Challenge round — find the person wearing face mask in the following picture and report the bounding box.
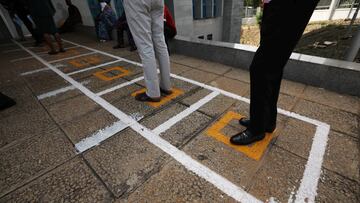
[230,0,320,145]
[123,0,172,102]
[95,0,116,42]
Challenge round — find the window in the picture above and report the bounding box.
[193,0,222,19]
[207,34,213,40]
[198,35,205,39]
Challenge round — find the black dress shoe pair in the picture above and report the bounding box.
[230,118,276,145]
[135,88,173,102]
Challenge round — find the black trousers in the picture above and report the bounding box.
[249,0,319,134]
[164,24,176,54]
[117,24,135,47]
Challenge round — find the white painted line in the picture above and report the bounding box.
[43,39,332,203]
[30,45,79,54]
[14,39,262,203]
[20,64,65,76]
[63,39,142,66]
[153,91,220,135]
[96,76,144,96]
[171,73,250,104]
[48,52,96,64]
[67,59,121,76]
[63,39,331,203]
[37,80,90,100]
[2,48,22,53]
[75,120,128,153]
[10,56,34,63]
[294,124,330,203]
[131,124,262,203]
[21,67,50,76]
[10,46,81,63]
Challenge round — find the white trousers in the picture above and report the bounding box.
[123,0,171,98]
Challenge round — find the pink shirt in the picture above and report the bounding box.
[263,0,271,3]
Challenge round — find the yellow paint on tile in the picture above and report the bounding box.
[206,111,275,161]
[131,88,184,108]
[61,48,79,55]
[68,56,101,68]
[93,66,131,81]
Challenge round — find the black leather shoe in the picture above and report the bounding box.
[0,93,16,110]
[239,118,276,133]
[230,129,265,145]
[135,92,160,102]
[160,88,173,96]
[239,118,250,127]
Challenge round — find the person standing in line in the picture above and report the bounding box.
[123,0,172,102]
[28,0,65,55]
[58,0,83,34]
[95,0,116,42]
[230,0,320,145]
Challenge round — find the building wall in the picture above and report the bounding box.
[173,0,224,41]
[222,0,243,43]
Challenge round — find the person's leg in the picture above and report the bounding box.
[43,33,57,54]
[125,25,137,51]
[164,24,171,55]
[124,0,161,100]
[54,33,65,52]
[114,27,125,49]
[151,0,172,92]
[263,0,320,131]
[231,0,319,145]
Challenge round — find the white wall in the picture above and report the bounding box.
[173,0,224,41]
[310,8,360,21]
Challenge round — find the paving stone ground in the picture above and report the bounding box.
[0,32,359,203]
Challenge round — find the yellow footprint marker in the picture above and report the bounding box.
[131,88,184,108]
[93,66,131,81]
[206,111,276,161]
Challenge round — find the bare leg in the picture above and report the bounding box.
[43,33,57,54]
[54,33,65,52]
